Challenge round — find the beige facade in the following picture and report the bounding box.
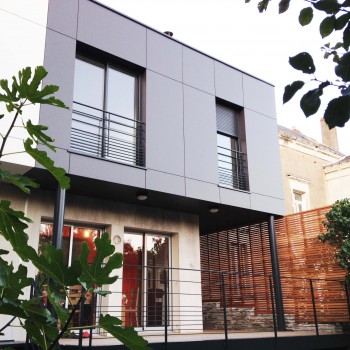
[324,156,350,204]
[279,125,349,214]
[0,184,203,340]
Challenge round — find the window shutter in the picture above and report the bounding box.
[216,104,239,137]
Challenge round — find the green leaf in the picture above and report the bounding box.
[283,81,305,104]
[24,319,58,350]
[258,0,269,12]
[300,88,322,117]
[26,120,55,152]
[28,244,81,287]
[99,314,151,350]
[23,138,70,189]
[11,66,67,108]
[289,52,316,74]
[279,0,290,14]
[21,298,52,323]
[299,7,314,26]
[324,95,350,127]
[0,200,31,259]
[47,291,69,326]
[79,232,123,289]
[313,0,341,14]
[343,22,350,50]
[0,302,28,319]
[0,170,39,194]
[341,85,350,95]
[0,256,32,301]
[320,15,336,38]
[335,12,350,30]
[335,51,350,81]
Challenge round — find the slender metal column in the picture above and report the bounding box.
[52,185,66,249]
[268,215,286,331]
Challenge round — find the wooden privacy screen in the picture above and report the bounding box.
[200,222,274,314]
[275,206,348,323]
[200,206,349,323]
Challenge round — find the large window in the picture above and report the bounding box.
[216,103,248,191]
[70,56,144,166]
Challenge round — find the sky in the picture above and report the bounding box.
[98,0,350,155]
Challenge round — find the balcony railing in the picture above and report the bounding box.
[38,265,350,348]
[70,102,145,166]
[218,146,248,191]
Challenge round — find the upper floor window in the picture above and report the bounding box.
[216,103,248,191]
[70,56,144,166]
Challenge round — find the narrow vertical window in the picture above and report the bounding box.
[216,103,248,191]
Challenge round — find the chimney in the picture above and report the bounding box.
[320,118,339,151]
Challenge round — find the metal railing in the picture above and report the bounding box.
[70,102,145,166]
[38,266,350,348]
[218,146,249,191]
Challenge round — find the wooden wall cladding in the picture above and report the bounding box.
[200,206,349,323]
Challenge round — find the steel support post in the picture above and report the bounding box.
[52,185,66,249]
[268,215,286,331]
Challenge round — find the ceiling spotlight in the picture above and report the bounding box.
[209,206,219,214]
[136,190,148,201]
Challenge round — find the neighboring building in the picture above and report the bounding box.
[278,123,347,214]
[0,0,284,342]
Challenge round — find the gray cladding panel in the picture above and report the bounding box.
[245,109,284,201]
[214,61,243,106]
[146,170,185,196]
[47,0,78,38]
[69,153,146,188]
[251,193,285,216]
[77,0,146,67]
[183,47,215,94]
[219,187,250,209]
[146,71,184,176]
[183,86,218,184]
[185,178,220,203]
[40,29,76,149]
[147,30,182,82]
[243,75,277,118]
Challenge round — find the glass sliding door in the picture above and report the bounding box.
[122,233,170,329]
[38,224,102,328]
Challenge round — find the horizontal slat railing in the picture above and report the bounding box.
[70,101,145,166]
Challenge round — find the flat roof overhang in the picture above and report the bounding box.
[26,168,279,235]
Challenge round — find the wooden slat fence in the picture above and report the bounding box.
[200,206,350,323]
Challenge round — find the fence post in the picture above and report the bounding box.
[164,269,168,350]
[221,272,228,349]
[344,280,350,319]
[269,276,278,339]
[309,279,319,337]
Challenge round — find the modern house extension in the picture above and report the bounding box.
[4,2,348,349]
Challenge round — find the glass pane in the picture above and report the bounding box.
[106,68,137,164]
[72,58,105,156]
[73,58,104,110]
[70,227,100,263]
[38,224,70,265]
[146,235,169,327]
[122,233,143,327]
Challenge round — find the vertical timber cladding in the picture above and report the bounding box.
[275,206,348,323]
[200,222,274,315]
[200,206,349,323]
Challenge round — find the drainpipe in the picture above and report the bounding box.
[52,185,66,249]
[268,215,286,331]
